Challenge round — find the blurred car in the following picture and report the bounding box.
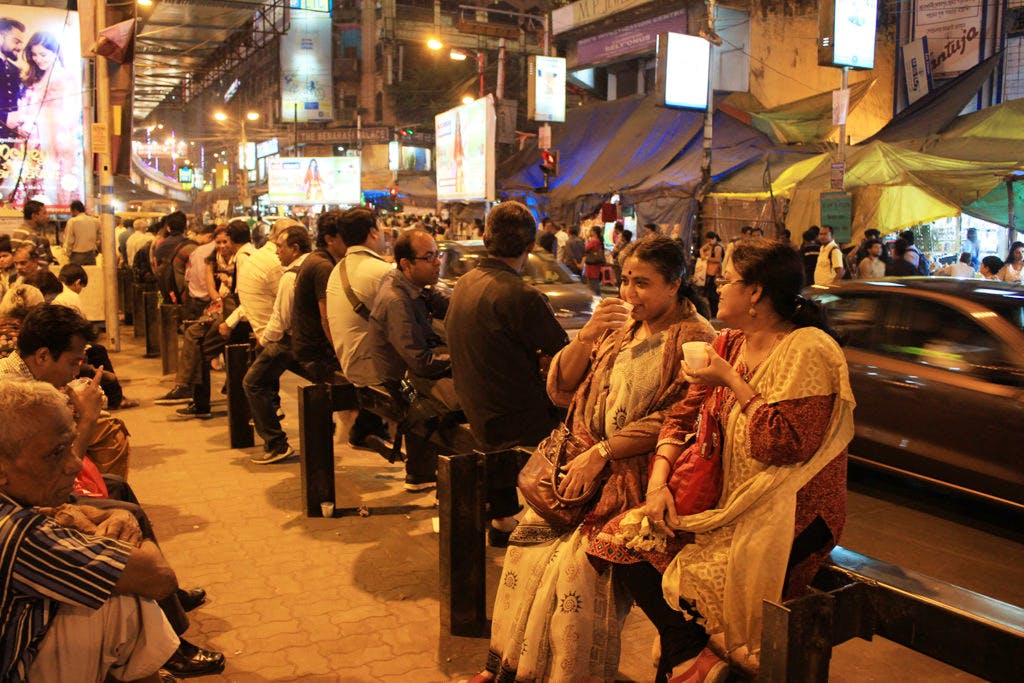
[438,240,599,333]
[809,277,1024,509]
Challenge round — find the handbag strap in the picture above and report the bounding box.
[337,257,370,321]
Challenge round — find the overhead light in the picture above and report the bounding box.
[246,111,260,122]
[213,111,228,122]
[461,95,475,104]
[449,49,468,61]
[138,0,153,6]
[427,38,443,51]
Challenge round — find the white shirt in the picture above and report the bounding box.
[186,241,216,300]
[125,231,155,267]
[935,262,976,278]
[51,284,83,314]
[64,213,100,254]
[554,230,569,261]
[232,242,280,338]
[261,253,309,345]
[814,241,844,285]
[325,246,393,386]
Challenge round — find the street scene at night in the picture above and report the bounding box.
[0,0,1021,681]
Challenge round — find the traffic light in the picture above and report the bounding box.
[539,149,559,177]
[389,186,399,211]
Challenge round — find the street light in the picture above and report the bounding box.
[429,40,486,98]
[212,109,259,208]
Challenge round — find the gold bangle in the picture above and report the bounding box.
[646,483,668,496]
[740,392,762,413]
[597,440,612,461]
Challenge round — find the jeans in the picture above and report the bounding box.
[243,339,300,452]
[177,317,252,410]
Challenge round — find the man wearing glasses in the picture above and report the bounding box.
[325,207,394,448]
[366,228,452,491]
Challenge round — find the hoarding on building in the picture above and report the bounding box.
[903,37,933,104]
[527,56,566,123]
[0,5,85,210]
[818,0,878,69]
[575,9,687,68]
[915,0,983,79]
[280,8,333,122]
[435,97,495,202]
[657,33,710,110]
[267,156,361,204]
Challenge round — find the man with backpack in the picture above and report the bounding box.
[814,225,845,285]
[900,229,931,275]
[152,211,189,302]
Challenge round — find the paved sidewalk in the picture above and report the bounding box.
[107,335,979,682]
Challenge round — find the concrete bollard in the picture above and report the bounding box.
[158,303,181,375]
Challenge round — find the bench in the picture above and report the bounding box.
[437,448,531,637]
[760,545,1024,681]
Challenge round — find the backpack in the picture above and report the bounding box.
[131,243,154,283]
[156,237,195,303]
[911,247,931,275]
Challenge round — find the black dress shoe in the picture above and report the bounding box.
[163,639,225,678]
[176,587,207,613]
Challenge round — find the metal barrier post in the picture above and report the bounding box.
[225,344,254,448]
[132,284,146,337]
[158,303,180,375]
[143,290,160,357]
[438,451,487,637]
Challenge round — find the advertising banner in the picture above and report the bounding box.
[902,37,932,104]
[267,156,361,205]
[0,6,85,210]
[915,0,983,79]
[528,56,566,122]
[435,97,494,203]
[575,8,686,68]
[831,0,878,69]
[280,8,333,122]
[657,32,710,110]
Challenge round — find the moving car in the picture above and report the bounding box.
[438,240,599,333]
[809,278,1024,509]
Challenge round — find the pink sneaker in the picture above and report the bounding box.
[668,647,729,683]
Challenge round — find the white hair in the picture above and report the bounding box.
[0,380,73,461]
[0,284,44,319]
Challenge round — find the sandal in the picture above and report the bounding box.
[113,398,140,410]
[668,647,729,683]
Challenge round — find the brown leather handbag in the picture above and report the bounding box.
[517,422,606,529]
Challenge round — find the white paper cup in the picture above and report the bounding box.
[320,502,334,518]
[682,341,710,369]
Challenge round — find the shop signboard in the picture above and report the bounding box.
[435,97,495,202]
[820,191,852,243]
[915,0,983,79]
[818,0,878,70]
[903,37,932,104]
[656,32,710,110]
[267,156,361,205]
[527,56,566,123]
[0,4,85,210]
[280,8,333,122]
[575,9,686,68]
[255,138,279,159]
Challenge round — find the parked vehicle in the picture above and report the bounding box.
[438,240,599,332]
[809,277,1024,509]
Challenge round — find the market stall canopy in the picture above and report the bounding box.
[866,53,1003,144]
[719,80,875,145]
[962,172,1024,228]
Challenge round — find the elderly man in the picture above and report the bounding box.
[124,218,155,273]
[0,380,180,682]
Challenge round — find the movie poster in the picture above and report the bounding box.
[0,6,85,210]
[267,156,361,205]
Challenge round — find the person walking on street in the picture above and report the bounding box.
[63,200,101,265]
[814,225,844,285]
[583,225,606,294]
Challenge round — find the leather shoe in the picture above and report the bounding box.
[163,639,225,678]
[176,587,206,613]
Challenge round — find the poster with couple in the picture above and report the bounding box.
[0,5,84,211]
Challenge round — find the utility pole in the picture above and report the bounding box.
[95,0,120,351]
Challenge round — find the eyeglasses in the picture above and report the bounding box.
[715,277,745,288]
[411,251,441,262]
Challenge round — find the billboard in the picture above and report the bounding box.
[267,156,361,205]
[280,8,333,122]
[527,56,566,123]
[915,0,983,79]
[818,0,878,69]
[435,97,495,202]
[0,5,85,210]
[656,32,710,110]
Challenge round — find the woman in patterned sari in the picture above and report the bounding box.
[598,238,854,682]
[472,236,715,682]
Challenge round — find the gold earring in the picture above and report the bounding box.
[748,305,757,318]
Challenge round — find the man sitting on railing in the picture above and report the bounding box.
[367,228,453,492]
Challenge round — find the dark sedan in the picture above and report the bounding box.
[438,240,600,333]
[809,278,1024,509]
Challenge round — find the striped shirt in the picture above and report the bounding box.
[0,492,132,681]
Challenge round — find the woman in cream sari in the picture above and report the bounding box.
[472,236,715,682]
[602,238,854,681]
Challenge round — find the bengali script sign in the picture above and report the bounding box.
[915,0,983,79]
[575,9,687,68]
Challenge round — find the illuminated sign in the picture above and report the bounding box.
[527,56,567,123]
[223,79,241,103]
[280,9,333,121]
[255,137,279,159]
[435,97,495,202]
[0,4,85,211]
[267,156,361,205]
[656,32,710,110]
[818,0,878,69]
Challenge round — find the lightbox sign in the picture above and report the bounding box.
[0,4,85,211]
[818,0,878,69]
[656,32,710,110]
[527,56,566,123]
[255,138,279,159]
[280,8,333,122]
[267,156,361,205]
[435,97,495,202]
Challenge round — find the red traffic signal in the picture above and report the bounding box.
[389,186,398,198]
[539,149,559,177]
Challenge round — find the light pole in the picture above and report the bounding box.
[213,110,259,209]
